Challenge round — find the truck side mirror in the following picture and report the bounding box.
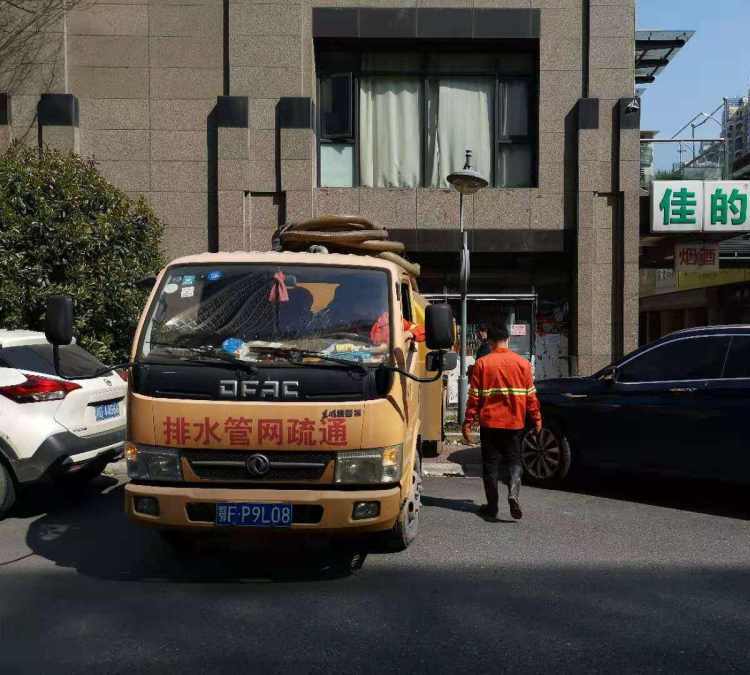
[425,304,455,350]
[45,295,74,346]
[426,350,458,372]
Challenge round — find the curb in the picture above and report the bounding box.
[423,461,465,477]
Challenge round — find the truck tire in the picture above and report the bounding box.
[0,462,17,520]
[383,454,422,552]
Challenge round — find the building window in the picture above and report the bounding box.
[316,50,536,189]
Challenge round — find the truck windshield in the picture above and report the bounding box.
[139,264,392,366]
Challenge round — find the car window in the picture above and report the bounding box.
[0,344,107,378]
[617,336,730,383]
[723,336,750,379]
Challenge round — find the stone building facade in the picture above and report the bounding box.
[0,0,640,375]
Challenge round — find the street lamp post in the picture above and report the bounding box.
[447,149,488,425]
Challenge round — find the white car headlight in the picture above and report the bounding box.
[335,444,402,484]
[125,443,182,482]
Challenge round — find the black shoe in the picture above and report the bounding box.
[477,504,499,521]
[508,497,523,520]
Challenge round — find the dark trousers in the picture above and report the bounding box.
[480,427,522,511]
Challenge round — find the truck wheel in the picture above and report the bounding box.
[0,462,17,520]
[384,454,422,551]
[520,423,572,487]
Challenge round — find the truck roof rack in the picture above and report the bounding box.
[275,215,421,277]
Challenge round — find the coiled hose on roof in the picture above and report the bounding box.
[274,214,421,277]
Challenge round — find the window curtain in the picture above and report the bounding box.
[427,78,493,188]
[359,77,421,188]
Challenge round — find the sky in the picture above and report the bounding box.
[637,0,750,170]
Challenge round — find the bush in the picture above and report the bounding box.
[0,143,164,364]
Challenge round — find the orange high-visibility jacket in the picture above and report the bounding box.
[370,313,425,345]
[464,347,542,430]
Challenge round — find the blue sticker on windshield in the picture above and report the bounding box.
[206,270,224,282]
[222,338,243,354]
[182,275,196,285]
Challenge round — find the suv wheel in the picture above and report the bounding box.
[521,424,572,486]
[0,462,17,519]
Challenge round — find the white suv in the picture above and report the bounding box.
[0,330,127,517]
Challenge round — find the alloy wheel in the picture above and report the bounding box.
[522,428,562,481]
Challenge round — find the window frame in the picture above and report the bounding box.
[316,50,537,190]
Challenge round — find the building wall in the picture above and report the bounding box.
[0,0,639,375]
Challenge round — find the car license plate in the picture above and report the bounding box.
[215,503,293,527]
[95,401,120,422]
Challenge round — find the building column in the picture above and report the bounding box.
[213,96,250,252]
[37,94,79,153]
[575,97,609,376]
[0,93,11,151]
[618,97,642,356]
[278,97,315,223]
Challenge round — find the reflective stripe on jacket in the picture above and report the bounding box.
[464,347,542,430]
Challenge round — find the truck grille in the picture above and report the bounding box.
[183,450,334,482]
[186,503,323,524]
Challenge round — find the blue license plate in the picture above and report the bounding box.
[95,401,120,422]
[215,503,293,527]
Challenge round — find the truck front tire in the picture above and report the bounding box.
[383,454,422,551]
[0,462,17,520]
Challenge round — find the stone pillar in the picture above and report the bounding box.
[618,97,642,356]
[0,93,11,151]
[277,97,315,223]
[37,94,79,153]
[575,97,610,376]
[214,96,251,252]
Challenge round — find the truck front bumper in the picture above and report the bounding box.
[125,483,402,534]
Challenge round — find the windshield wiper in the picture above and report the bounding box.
[248,345,369,374]
[144,345,258,374]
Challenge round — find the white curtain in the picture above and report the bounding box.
[427,78,493,188]
[359,78,421,188]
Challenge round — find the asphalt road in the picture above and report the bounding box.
[1,471,749,674]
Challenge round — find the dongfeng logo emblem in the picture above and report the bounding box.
[246,454,271,477]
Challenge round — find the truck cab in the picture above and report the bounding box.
[119,250,455,549]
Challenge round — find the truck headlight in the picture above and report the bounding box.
[335,445,402,484]
[125,443,182,482]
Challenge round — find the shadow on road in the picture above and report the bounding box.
[556,472,750,521]
[19,478,368,582]
[445,444,750,521]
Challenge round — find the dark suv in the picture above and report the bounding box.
[521,326,749,486]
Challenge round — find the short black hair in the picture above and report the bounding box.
[478,323,488,332]
[487,322,510,342]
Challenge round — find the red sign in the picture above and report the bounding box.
[159,415,351,448]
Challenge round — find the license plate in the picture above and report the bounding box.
[215,503,293,527]
[95,401,120,422]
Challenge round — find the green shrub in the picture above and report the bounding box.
[0,143,164,364]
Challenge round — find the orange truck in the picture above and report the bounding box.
[47,247,455,550]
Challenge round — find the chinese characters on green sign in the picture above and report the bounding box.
[652,181,750,233]
[659,187,698,225]
[710,188,748,226]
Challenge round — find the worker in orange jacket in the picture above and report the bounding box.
[370,312,425,345]
[462,322,542,521]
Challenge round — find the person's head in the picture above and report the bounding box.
[477,324,488,341]
[487,322,510,347]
